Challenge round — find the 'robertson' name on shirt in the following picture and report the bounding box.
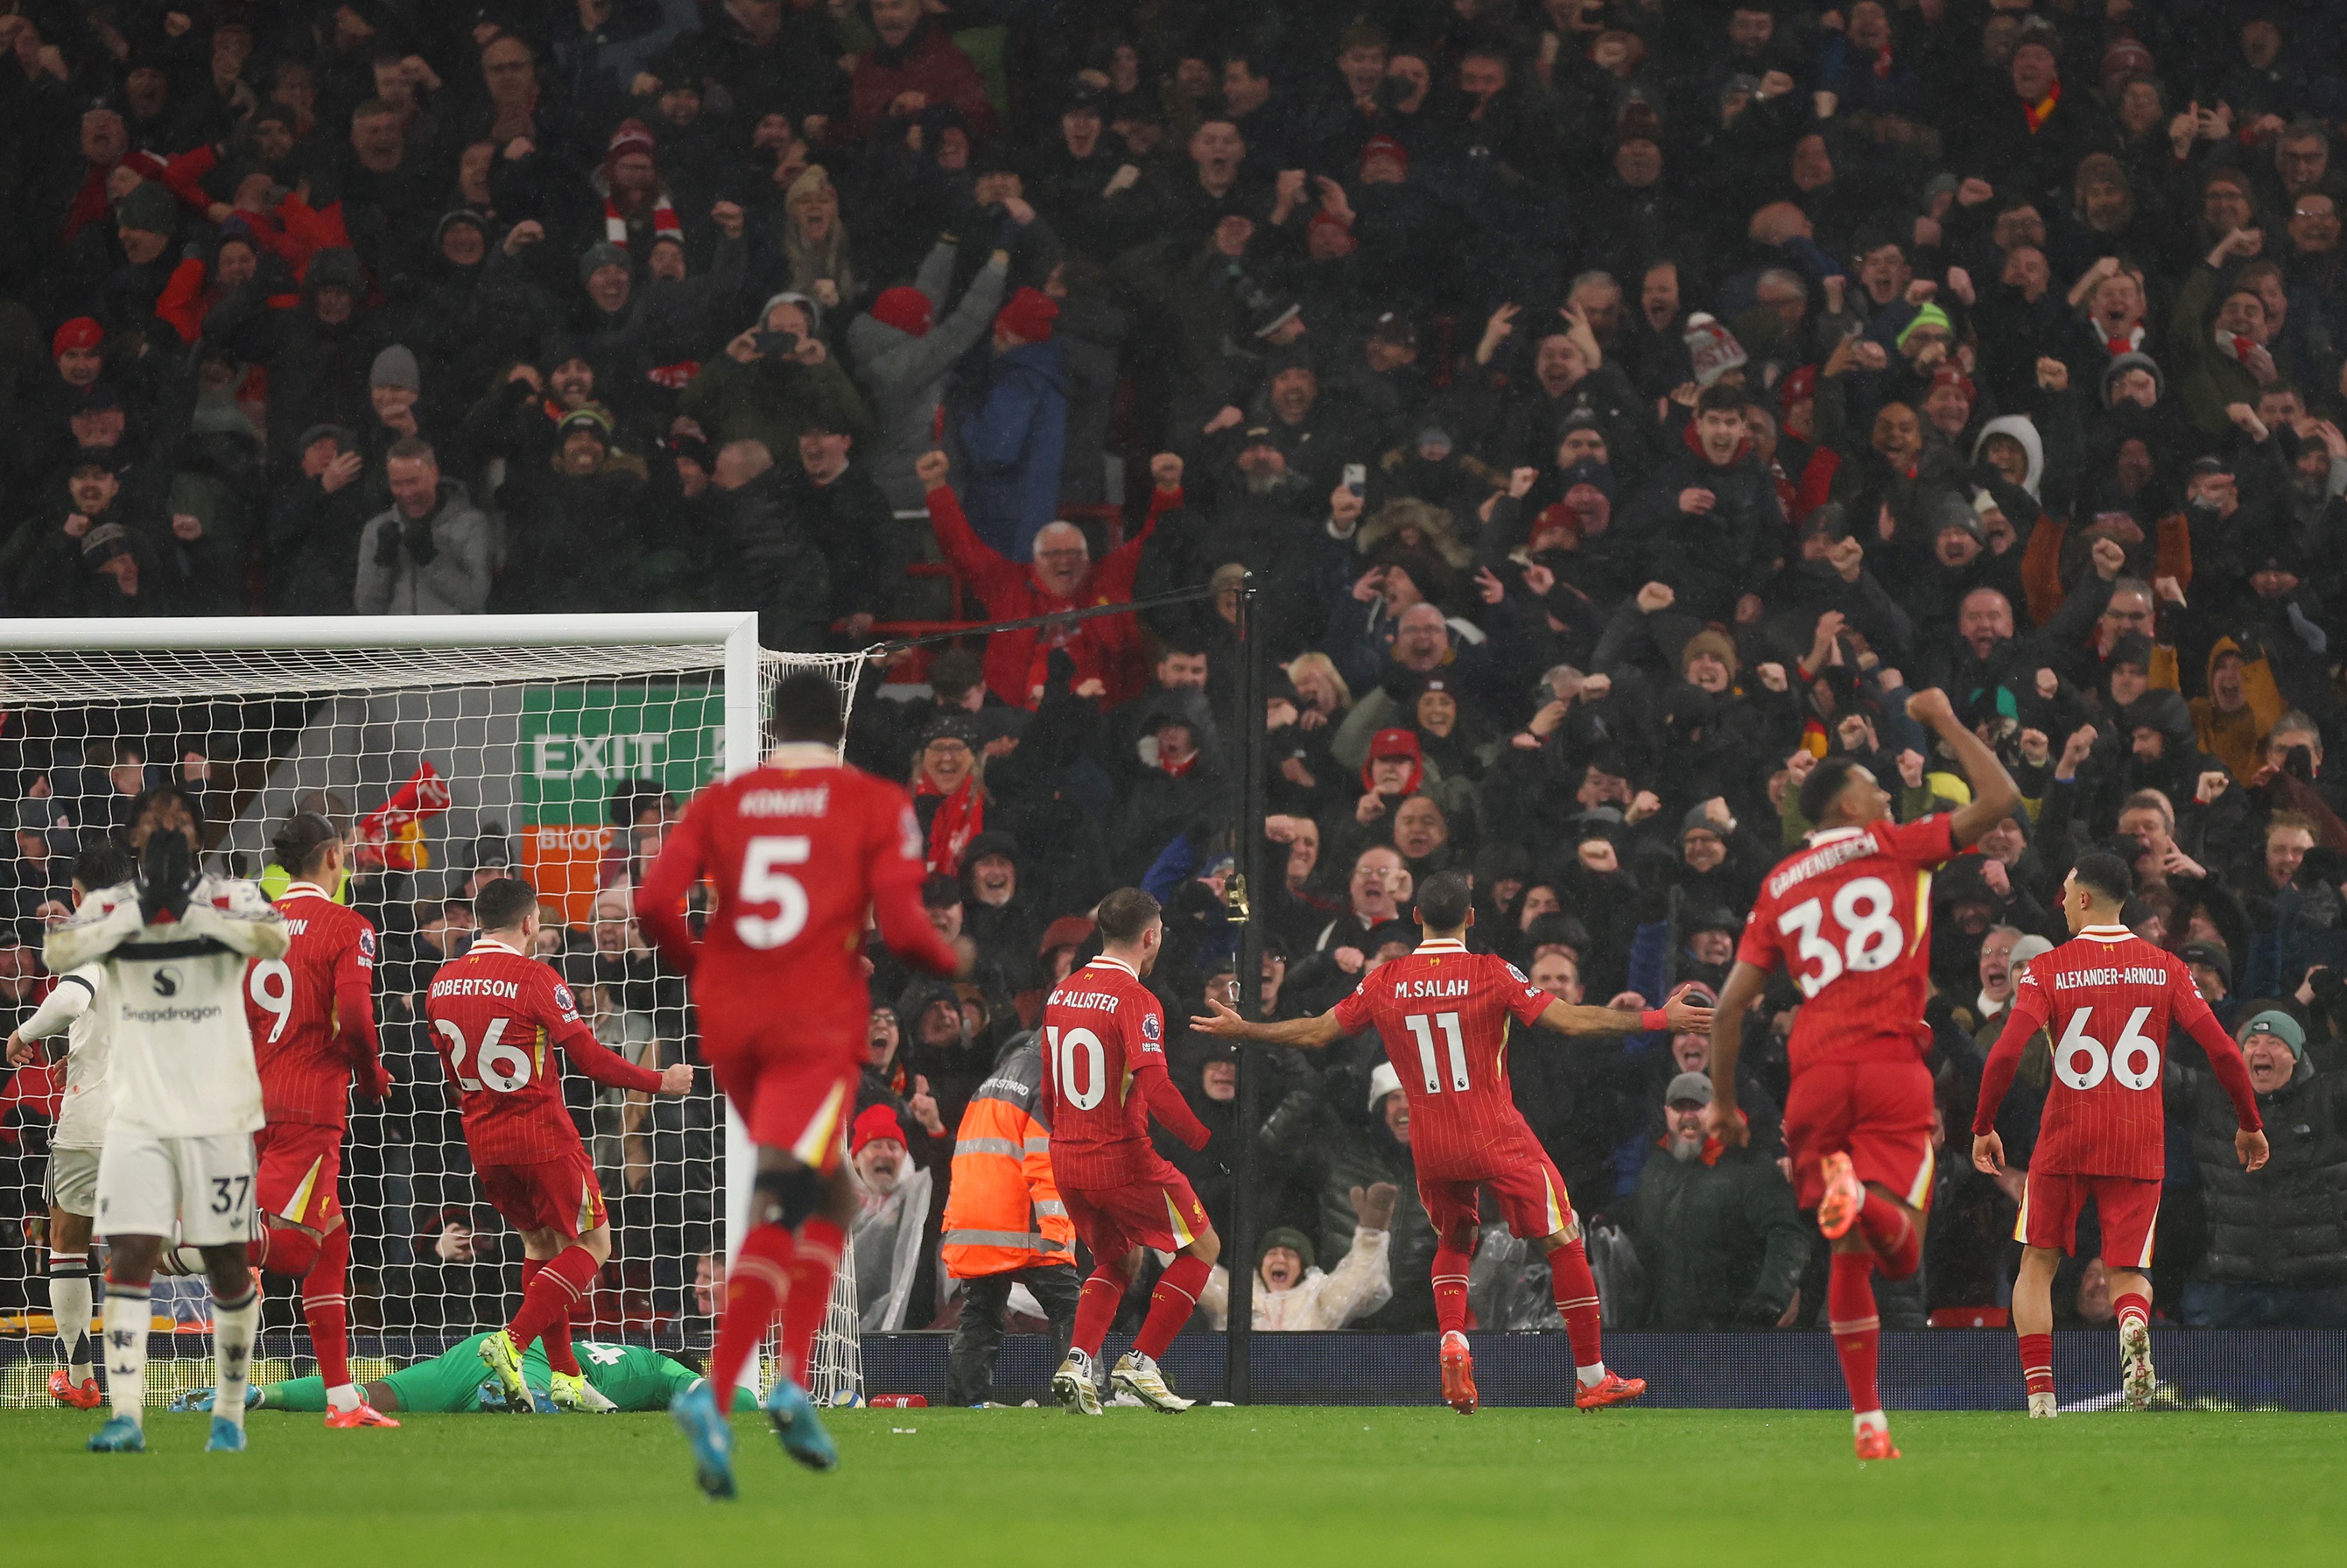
[431,974,522,1000]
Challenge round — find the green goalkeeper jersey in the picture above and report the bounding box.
[257,1333,754,1413]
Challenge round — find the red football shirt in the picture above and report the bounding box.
[636,743,959,1067]
[425,938,663,1164]
[1737,816,1957,1072]
[1330,939,1553,1180]
[1974,925,2262,1178]
[245,882,382,1129]
[1042,955,1207,1186]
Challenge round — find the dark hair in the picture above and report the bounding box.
[1414,869,1473,932]
[271,810,340,875]
[2070,851,2134,906]
[770,669,843,744]
[1798,756,1865,824]
[129,783,204,844]
[474,875,540,932]
[72,843,132,891]
[1696,383,1746,416]
[1095,886,1162,945]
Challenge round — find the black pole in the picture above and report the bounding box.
[1226,574,1269,1403]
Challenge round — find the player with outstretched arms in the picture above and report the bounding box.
[1194,870,1712,1413]
[427,876,694,1415]
[240,812,399,1428]
[1034,887,1222,1415]
[637,671,964,1499]
[1971,852,2267,1415]
[5,843,132,1412]
[1708,688,2019,1460]
[43,787,289,1454]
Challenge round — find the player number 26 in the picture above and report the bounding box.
[1775,875,1904,996]
[434,1016,533,1093]
[248,959,294,1043]
[2054,1004,2161,1092]
[735,835,812,950]
[1046,1024,1107,1111]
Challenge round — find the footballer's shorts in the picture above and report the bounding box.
[1783,1057,1936,1213]
[95,1131,255,1247]
[708,1046,857,1174]
[1419,1146,1578,1242]
[475,1149,608,1241]
[43,1144,101,1218]
[2016,1171,2161,1269]
[253,1121,345,1232]
[1059,1161,1212,1261]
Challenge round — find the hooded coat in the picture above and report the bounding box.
[957,337,1071,560]
[846,243,1008,509]
[354,478,493,615]
[2175,1053,2347,1289]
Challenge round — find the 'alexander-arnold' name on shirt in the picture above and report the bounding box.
[2051,967,2166,988]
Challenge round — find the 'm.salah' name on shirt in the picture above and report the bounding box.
[2053,967,2165,988]
[1397,977,1470,998]
[432,975,522,1000]
[1767,833,1879,898]
[741,786,831,817]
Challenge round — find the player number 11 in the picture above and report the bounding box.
[1403,1011,1471,1093]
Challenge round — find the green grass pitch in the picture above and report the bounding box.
[5,1406,2342,1567]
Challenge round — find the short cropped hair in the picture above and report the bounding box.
[1414,869,1472,931]
[474,875,540,932]
[2069,851,2133,905]
[1094,886,1162,945]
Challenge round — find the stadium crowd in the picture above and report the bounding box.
[9,0,2347,1371]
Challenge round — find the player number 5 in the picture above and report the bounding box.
[249,959,293,1043]
[2054,1004,2161,1092]
[736,835,811,950]
[435,1016,533,1093]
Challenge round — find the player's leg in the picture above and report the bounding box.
[502,1219,610,1401]
[1824,1229,1896,1456]
[1418,1178,1479,1413]
[1110,1175,1217,1412]
[1788,1070,1897,1458]
[2097,1176,2161,1408]
[945,1272,1015,1406]
[299,1220,393,1424]
[88,1135,178,1449]
[46,1201,101,1409]
[1499,1152,1641,1408]
[1052,1191,1125,1415]
[2010,1244,2062,1414]
[187,1135,263,1452]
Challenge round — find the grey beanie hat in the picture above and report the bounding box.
[369,344,419,392]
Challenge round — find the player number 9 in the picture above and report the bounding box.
[249,959,293,1043]
[736,835,811,950]
[1047,1024,1107,1111]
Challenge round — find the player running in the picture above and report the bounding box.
[240,813,399,1428]
[1193,870,1711,1413]
[1971,853,2267,1416]
[1033,887,1221,1416]
[179,1333,758,1417]
[6,843,132,1411]
[1708,687,2018,1460]
[638,671,964,1499]
[45,786,289,1454]
[426,877,694,1416]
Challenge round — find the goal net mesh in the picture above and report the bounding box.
[0,633,870,1407]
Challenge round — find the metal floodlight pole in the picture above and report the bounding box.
[1226,574,1271,1404]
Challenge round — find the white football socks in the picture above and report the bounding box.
[50,1254,94,1382]
[103,1283,151,1425]
[327,1383,362,1414]
[212,1286,260,1428]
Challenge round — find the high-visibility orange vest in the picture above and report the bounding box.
[939,1037,1075,1277]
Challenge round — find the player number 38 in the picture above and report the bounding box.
[2054,1004,2161,1092]
[1775,875,1905,996]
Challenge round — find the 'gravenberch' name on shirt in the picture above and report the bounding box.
[1768,834,1878,898]
[2054,967,2164,988]
[432,976,521,999]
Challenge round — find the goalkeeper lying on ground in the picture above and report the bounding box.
[176,1333,755,1415]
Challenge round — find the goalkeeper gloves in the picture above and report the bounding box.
[137,832,197,925]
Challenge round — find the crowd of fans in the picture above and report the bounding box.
[7,0,2347,1356]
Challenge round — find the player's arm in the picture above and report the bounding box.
[635,798,710,975]
[1188,995,1346,1049]
[2171,976,2270,1171]
[1704,960,1771,1149]
[335,931,390,1101]
[1906,687,2020,847]
[1133,1054,1212,1151]
[41,888,141,972]
[179,882,292,960]
[871,805,966,977]
[1534,990,1713,1038]
[1969,986,2051,1174]
[540,974,692,1096]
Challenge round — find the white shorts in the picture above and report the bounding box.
[44,1145,102,1218]
[96,1132,255,1248]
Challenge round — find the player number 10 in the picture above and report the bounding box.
[2054,1004,2161,1092]
[1403,1011,1471,1094]
[1046,1025,1106,1111]
[735,835,811,949]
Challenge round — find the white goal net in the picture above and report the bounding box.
[0,615,871,1407]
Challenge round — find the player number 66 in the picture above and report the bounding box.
[2054,1004,2161,1092]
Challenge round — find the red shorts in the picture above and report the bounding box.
[476,1148,608,1241]
[1418,1146,1578,1241]
[1783,1058,1936,1213]
[2017,1171,2161,1269]
[253,1122,344,1231]
[709,1047,857,1174]
[1059,1160,1212,1261]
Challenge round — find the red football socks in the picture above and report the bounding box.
[1549,1237,1606,1374]
[509,1247,600,1364]
[1856,1191,1921,1281]
[777,1218,846,1384]
[2018,1331,2055,1400]
[1071,1263,1129,1358]
[1132,1254,1210,1361]
[251,1222,320,1278]
[708,1222,795,1397]
[1828,1250,1883,1415]
[1431,1235,1473,1338]
[2115,1291,2150,1332]
[306,1224,353,1392]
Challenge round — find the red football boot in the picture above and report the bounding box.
[1854,1423,1901,1460]
[1438,1331,1478,1416]
[1573,1371,1648,1410]
[324,1401,402,1429]
[48,1369,102,1410]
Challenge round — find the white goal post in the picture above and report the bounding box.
[0,613,868,1406]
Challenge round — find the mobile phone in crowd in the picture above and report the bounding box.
[1343,463,1367,496]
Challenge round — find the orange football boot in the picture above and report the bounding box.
[1438,1331,1478,1415]
[1573,1371,1648,1409]
[48,1369,102,1410]
[1816,1151,1865,1241]
[1854,1424,1901,1460]
[324,1401,401,1429]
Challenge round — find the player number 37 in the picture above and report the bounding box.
[1775,875,1905,996]
[2054,1004,2161,1092]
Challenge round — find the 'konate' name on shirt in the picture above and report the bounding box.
[739,786,832,817]
[2052,967,2166,988]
